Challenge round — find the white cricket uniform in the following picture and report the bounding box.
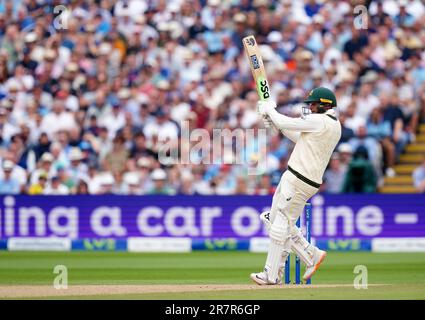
[268,108,341,224]
[258,107,341,283]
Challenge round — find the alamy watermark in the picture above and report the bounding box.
[53,265,68,289]
[354,5,369,30]
[53,5,70,30]
[353,265,368,289]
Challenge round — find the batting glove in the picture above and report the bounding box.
[257,100,277,117]
[262,115,274,128]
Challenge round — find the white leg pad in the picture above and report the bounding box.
[265,214,290,283]
[290,226,314,267]
[259,186,285,234]
[269,187,284,226]
[277,250,288,281]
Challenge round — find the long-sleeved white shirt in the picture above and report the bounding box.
[267,108,341,185]
[40,112,77,139]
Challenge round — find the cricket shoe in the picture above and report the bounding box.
[303,248,327,281]
[250,269,282,285]
[260,211,271,232]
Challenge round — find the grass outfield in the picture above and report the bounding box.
[0,251,424,299]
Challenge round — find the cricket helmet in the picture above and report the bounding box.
[304,87,337,107]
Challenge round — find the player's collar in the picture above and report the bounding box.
[325,109,337,120]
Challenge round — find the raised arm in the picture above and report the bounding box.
[260,114,301,142]
[258,100,324,133]
[280,129,301,143]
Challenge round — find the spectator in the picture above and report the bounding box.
[0,154,27,192]
[33,133,51,161]
[149,168,175,195]
[343,27,368,60]
[28,171,47,195]
[98,100,126,139]
[56,165,73,190]
[367,108,396,177]
[143,108,179,144]
[76,180,90,195]
[356,81,380,121]
[342,146,377,193]
[0,159,20,194]
[97,172,115,195]
[344,99,366,133]
[44,176,70,195]
[179,171,195,195]
[66,147,89,189]
[134,157,154,193]
[337,143,353,173]
[201,0,222,30]
[30,152,55,184]
[394,0,415,28]
[39,92,77,139]
[255,174,275,195]
[192,166,213,195]
[348,125,382,179]
[323,153,346,194]
[338,112,355,143]
[0,107,18,143]
[370,1,390,27]
[213,165,237,195]
[304,0,322,17]
[270,156,288,187]
[380,95,410,157]
[419,91,425,125]
[409,53,425,94]
[129,132,155,160]
[118,172,142,195]
[102,135,128,174]
[413,157,425,193]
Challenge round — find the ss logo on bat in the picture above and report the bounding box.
[246,37,255,46]
[260,80,270,99]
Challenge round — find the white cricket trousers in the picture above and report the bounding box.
[263,169,319,282]
[270,169,319,227]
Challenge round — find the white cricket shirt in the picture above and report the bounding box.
[267,108,341,185]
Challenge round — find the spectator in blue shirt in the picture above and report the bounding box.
[413,157,425,193]
[339,112,355,143]
[323,153,347,194]
[367,108,396,177]
[304,0,322,17]
[410,53,425,93]
[394,1,415,28]
[0,160,20,194]
[203,16,226,53]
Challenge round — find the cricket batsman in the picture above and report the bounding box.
[251,87,341,285]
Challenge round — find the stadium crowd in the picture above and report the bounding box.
[0,0,424,195]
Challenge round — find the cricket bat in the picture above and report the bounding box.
[243,35,277,130]
[242,35,271,102]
